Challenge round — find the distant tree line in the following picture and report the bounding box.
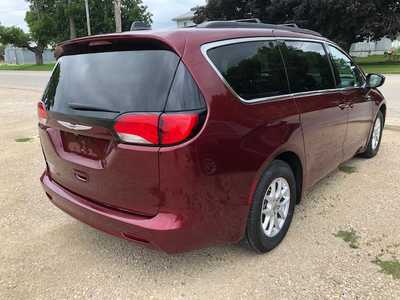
[194,0,400,51]
[0,0,152,64]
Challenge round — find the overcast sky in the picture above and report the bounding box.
[0,0,206,32]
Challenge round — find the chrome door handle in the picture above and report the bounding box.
[338,103,348,110]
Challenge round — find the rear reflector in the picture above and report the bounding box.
[37,102,48,125]
[114,112,201,146]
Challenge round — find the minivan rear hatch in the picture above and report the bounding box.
[39,39,182,216]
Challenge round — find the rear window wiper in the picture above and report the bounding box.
[68,102,120,113]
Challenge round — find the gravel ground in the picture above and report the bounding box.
[380,75,400,126]
[1,83,400,299]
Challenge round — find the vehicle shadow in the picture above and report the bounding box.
[52,156,365,277]
[46,220,257,281]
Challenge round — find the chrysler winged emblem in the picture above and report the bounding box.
[57,121,92,131]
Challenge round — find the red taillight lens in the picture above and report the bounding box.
[37,102,48,125]
[114,112,201,146]
[160,113,199,145]
[114,114,160,145]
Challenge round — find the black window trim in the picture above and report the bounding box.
[201,37,364,104]
[325,43,367,88]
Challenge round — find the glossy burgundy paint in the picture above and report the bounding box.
[40,118,161,217]
[40,27,386,253]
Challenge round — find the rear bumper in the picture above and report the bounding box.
[40,172,207,253]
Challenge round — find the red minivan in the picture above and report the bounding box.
[39,21,386,253]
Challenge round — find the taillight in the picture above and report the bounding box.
[160,113,199,145]
[113,112,201,146]
[37,102,48,125]
[114,114,160,145]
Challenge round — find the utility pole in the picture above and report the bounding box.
[114,0,122,33]
[68,0,76,39]
[84,0,91,36]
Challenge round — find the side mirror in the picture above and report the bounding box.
[366,73,385,88]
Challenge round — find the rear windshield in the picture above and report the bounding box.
[43,50,180,113]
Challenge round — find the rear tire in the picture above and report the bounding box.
[245,160,296,253]
[360,111,383,158]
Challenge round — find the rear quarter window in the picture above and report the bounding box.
[206,41,289,101]
[165,62,206,112]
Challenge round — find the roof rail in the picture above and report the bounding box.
[196,21,322,37]
[232,18,261,23]
[278,23,298,28]
[130,21,151,31]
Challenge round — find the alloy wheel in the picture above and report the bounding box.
[260,177,291,238]
[372,117,382,150]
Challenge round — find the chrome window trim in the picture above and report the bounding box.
[200,37,360,104]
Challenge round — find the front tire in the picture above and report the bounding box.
[245,160,296,253]
[360,111,383,158]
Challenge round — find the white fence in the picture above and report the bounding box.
[4,47,55,64]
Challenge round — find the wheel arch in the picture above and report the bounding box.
[274,151,303,204]
[248,150,304,206]
[379,103,386,125]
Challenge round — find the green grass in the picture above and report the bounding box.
[15,137,34,143]
[354,55,400,74]
[0,63,55,71]
[354,55,389,64]
[339,164,357,174]
[334,228,360,249]
[359,64,400,74]
[373,257,400,280]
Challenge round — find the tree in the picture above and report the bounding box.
[0,43,5,62]
[121,0,152,31]
[66,0,77,39]
[0,0,153,65]
[51,0,152,42]
[362,0,400,42]
[194,0,400,51]
[0,24,4,61]
[115,0,122,32]
[24,0,59,64]
[0,24,47,64]
[193,0,253,24]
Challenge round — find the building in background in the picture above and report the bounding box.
[350,36,400,57]
[172,8,196,28]
[4,47,55,64]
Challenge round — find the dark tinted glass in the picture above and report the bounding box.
[207,41,289,100]
[282,41,335,93]
[165,62,206,111]
[43,50,180,114]
[328,45,364,88]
